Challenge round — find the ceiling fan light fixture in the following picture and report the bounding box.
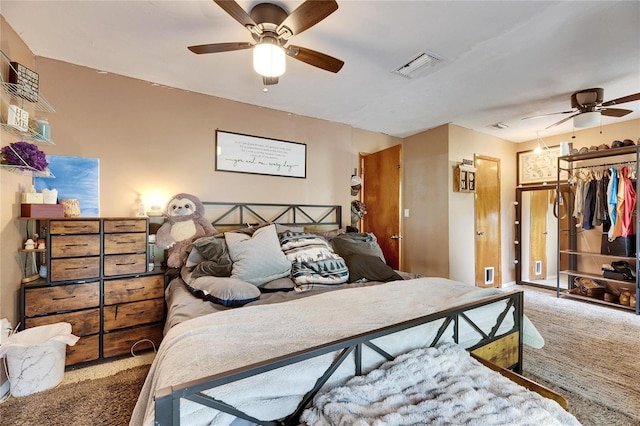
[253,39,286,78]
[573,111,600,128]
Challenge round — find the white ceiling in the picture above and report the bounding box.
[2,1,639,143]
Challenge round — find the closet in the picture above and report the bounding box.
[556,145,639,314]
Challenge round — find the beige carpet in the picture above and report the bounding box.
[520,285,640,426]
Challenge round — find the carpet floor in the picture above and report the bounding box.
[0,364,150,425]
[520,285,640,426]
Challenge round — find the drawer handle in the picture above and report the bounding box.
[64,225,91,230]
[116,262,137,266]
[65,266,89,271]
[64,244,89,247]
[115,225,137,229]
[52,295,76,301]
[116,241,137,244]
[126,287,145,292]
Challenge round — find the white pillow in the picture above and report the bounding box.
[225,224,291,286]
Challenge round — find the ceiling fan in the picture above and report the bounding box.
[188,0,344,85]
[523,88,640,129]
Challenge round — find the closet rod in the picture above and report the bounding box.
[559,159,636,172]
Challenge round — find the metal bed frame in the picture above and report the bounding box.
[202,202,342,230]
[154,290,524,426]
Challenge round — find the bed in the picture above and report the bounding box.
[130,202,562,426]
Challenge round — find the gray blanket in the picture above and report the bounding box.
[301,342,581,426]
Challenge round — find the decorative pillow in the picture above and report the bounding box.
[331,233,386,263]
[342,253,403,283]
[225,224,291,286]
[260,277,295,292]
[188,234,233,277]
[280,231,349,291]
[183,276,260,307]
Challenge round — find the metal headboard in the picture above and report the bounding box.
[202,202,342,230]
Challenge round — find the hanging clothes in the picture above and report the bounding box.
[620,166,636,237]
[599,172,610,231]
[582,178,598,230]
[607,168,618,241]
[573,177,585,224]
[610,168,626,241]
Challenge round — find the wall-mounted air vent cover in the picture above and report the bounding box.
[392,51,443,78]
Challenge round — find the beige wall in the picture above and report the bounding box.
[401,124,518,284]
[0,17,398,324]
[402,124,450,277]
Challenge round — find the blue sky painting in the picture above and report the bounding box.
[34,155,100,216]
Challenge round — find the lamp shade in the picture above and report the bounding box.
[573,111,600,128]
[253,42,286,77]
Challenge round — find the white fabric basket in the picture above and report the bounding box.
[0,322,78,397]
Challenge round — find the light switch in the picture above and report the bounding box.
[404,209,410,217]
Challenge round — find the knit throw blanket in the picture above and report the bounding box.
[301,343,581,426]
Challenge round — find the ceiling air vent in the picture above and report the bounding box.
[392,51,443,78]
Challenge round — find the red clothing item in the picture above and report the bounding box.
[621,167,636,237]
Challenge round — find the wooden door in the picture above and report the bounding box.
[474,155,501,288]
[362,144,402,269]
[529,190,548,279]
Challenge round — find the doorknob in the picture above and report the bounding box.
[391,235,403,240]
[477,231,485,236]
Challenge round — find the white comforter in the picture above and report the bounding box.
[130,277,544,426]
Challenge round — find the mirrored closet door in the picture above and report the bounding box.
[516,185,570,288]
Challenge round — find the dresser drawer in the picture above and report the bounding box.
[103,323,163,358]
[50,220,100,235]
[104,298,164,331]
[66,334,99,366]
[25,308,100,336]
[50,257,100,282]
[104,232,146,255]
[24,282,100,316]
[104,275,164,304]
[51,235,101,258]
[104,219,146,233]
[104,253,147,276]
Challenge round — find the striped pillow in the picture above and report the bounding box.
[280,232,349,291]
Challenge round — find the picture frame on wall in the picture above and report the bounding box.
[517,145,563,186]
[215,130,307,178]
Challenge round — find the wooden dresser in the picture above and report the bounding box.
[20,217,164,366]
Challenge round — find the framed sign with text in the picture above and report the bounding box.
[215,130,307,178]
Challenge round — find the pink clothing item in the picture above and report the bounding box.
[621,167,636,237]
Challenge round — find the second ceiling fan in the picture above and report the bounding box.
[523,88,640,129]
[188,0,344,85]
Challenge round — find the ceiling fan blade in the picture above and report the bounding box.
[277,0,338,38]
[522,110,576,120]
[600,108,633,118]
[546,112,581,129]
[188,42,253,54]
[286,45,344,73]
[601,92,640,107]
[214,0,258,30]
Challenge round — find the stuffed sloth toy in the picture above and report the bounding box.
[156,193,216,268]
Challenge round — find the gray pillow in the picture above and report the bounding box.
[183,276,260,307]
[343,254,403,283]
[189,234,233,277]
[331,233,386,263]
[225,224,291,286]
